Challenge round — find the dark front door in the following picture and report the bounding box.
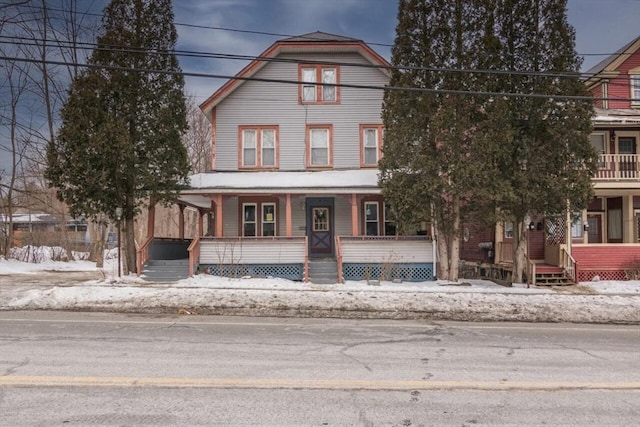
[587,214,602,243]
[306,198,334,257]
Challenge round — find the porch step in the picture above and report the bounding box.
[308,258,338,285]
[142,258,189,282]
[533,265,575,286]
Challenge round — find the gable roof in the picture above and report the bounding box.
[199,31,390,120]
[584,36,640,88]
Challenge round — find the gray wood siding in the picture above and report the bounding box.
[214,52,388,171]
[340,240,434,263]
[199,239,306,264]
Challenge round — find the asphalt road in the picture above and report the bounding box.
[1,311,639,426]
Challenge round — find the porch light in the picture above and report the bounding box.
[583,223,589,232]
[610,130,616,143]
[528,221,535,231]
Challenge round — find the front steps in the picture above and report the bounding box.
[142,259,189,282]
[308,258,339,284]
[533,264,575,286]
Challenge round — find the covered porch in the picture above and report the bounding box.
[138,170,436,283]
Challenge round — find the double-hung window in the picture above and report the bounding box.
[631,73,640,107]
[307,125,332,168]
[239,126,278,169]
[299,65,339,103]
[361,124,384,167]
[241,200,278,237]
[364,201,379,236]
[242,203,257,236]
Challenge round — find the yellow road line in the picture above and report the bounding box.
[1,376,639,391]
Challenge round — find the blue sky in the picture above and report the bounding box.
[170,0,640,102]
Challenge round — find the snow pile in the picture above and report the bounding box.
[0,249,639,324]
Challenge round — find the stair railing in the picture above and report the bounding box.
[525,257,536,287]
[136,236,153,277]
[560,247,577,283]
[187,235,200,277]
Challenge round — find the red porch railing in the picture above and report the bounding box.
[136,235,153,277]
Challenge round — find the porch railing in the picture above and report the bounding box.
[593,154,639,180]
[187,235,200,277]
[526,257,536,287]
[136,235,153,276]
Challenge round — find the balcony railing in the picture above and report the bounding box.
[593,154,639,180]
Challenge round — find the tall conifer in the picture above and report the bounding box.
[46,0,189,274]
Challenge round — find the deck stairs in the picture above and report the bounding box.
[141,258,189,282]
[308,258,339,284]
[532,264,575,286]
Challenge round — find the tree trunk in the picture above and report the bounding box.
[512,220,527,283]
[437,230,449,281]
[123,219,137,275]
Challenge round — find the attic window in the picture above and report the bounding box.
[299,64,340,104]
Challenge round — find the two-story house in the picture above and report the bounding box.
[138,32,436,283]
[462,36,640,284]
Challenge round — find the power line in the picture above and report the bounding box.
[1,0,635,59]
[2,34,633,82]
[2,53,635,103]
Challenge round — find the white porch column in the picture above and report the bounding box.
[623,194,635,243]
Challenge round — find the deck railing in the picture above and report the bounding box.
[593,154,639,180]
[187,235,200,277]
[560,246,577,283]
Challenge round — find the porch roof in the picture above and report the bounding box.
[179,169,381,208]
[593,108,640,125]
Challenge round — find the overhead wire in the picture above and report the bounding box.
[1,53,636,103]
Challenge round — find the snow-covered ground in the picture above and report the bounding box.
[1,251,639,324]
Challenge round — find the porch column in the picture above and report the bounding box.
[285,194,292,237]
[198,209,204,237]
[147,198,156,239]
[623,194,634,243]
[178,204,185,239]
[350,194,358,236]
[215,194,223,237]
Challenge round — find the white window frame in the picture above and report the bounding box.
[240,127,278,169]
[242,203,257,237]
[361,125,383,167]
[364,201,380,236]
[631,74,640,107]
[504,222,514,239]
[300,65,338,103]
[571,213,584,238]
[242,130,257,167]
[261,203,276,237]
[309,127,330,167]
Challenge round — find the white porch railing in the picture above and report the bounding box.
[593,154,639,180]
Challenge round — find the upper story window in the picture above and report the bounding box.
[590,133,606,168]
[239,126,278,169]
[299,65,339,104]
[306,124,333,168]
[631,73,640,107]
[504,222,514,239]
[360,124,384,167]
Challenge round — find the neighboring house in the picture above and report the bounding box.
[461,36,640,283]
[138,32,436,283]
[0,212,89,249]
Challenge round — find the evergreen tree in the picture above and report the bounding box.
[45,0,189,274]
[380,0,497,281]
[490,0,596,282]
